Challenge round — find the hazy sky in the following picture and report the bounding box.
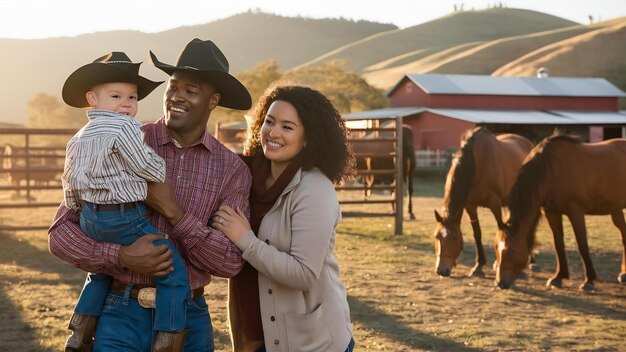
[1,0,624,39]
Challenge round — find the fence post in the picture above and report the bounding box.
[25,132,32,203]
[394,116,403,235]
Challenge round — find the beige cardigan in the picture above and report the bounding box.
[230,168,353,352]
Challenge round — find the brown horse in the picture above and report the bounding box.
[2,144,60,191]
[352,124,416,219]
[433,127,533,277]
[495,134,626,291]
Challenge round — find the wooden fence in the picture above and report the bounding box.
[341,121,404,235]
[3,121,408,235]
[415,149,448,167]
[0,128,76,231]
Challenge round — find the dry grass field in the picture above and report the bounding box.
[0,177,625,351]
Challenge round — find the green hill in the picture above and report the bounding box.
[0,11,394,124]
[155,11,396,71]
[494,18,626,107]
[362,23,602,89]
[297,8,578,73]
[494,18,626,77]
[2,9,624,124]
[362,41,485,88]
[429,25,596,74]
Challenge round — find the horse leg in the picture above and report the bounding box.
[407,170,415,220]
[566,210,596,291]
[544,211,569,288]
[486,197,505,273]
[364,157,373,198]
[466,206,485,277]
[609,212,626,284]
[528,254,538,272]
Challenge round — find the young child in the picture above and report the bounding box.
[61,52,190,352]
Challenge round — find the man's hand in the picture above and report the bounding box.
[118,234,173,276]
[146,182,185,226]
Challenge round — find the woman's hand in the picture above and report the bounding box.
[212,205,251,243]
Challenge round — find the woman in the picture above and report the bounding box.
[213,85,356,352]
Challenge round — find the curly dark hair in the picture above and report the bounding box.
[243,85,355,184]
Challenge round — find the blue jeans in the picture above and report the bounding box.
[75,202,190,332]
[93,288,214,351]
[346,337,355,352]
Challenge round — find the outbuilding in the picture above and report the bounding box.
[345,73,626,151]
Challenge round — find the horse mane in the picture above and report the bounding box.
[443,127,489,219]
[506,131,582,248]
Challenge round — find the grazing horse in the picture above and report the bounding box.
[433,127,533,277]
[352,124,416,219]
[495,134,626,291]
[3,144,60,191]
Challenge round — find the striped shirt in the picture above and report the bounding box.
[49,118,250,289]
[62,109,166,211]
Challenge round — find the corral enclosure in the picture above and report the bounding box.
[0,129,75,231]
[0,128,624,351]
[2,124,413,232]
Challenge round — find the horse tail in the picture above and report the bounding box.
[402,125,416,177]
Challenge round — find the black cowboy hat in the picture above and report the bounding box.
[149,38,252,110]
[62,52,163,108]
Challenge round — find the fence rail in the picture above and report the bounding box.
[0,125,438,234]
[415,149,448,167]
[0,128,76,231]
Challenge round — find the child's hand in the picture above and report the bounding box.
[212,205,251,243]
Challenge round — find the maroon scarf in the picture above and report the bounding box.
[231,153,304,340]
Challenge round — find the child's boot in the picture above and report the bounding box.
[65,313,98,352]
[152,330,188,352]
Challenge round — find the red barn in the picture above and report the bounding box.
[345,74,626,152]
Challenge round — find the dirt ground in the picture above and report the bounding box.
[0,186,625,351]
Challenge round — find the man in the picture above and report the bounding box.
[49,38,252,352]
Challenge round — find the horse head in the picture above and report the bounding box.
[433,209,463,277]
[494,222,531,289]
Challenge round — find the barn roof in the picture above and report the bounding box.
[389,74,626,98]
[428,109,573,124]
[217,121,247,130]
[433,109,626,125]
[343,107,426,120]
[343,108,626,125]
[549,110,626,124]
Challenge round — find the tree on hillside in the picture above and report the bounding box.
[26,93,85,129]
[237,59,388,114]
[24,93,84,146]
[282,60,388,114]
[206,60,283,134]
[237,60,282,104]
[207,60,388,134]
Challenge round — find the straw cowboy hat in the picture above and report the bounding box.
[149,38,252,110]
[62,51,163,108]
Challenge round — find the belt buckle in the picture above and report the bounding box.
[137,287,156,309]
